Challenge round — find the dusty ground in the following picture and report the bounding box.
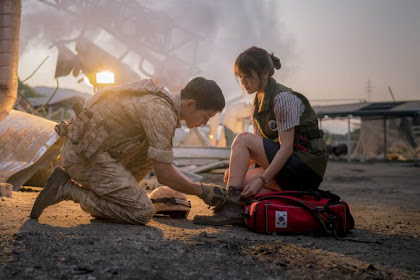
[0,161,419,280]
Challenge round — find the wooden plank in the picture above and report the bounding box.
[173,158,220,167]
[209,168,228,174]
[189,160,229,173]
[174,147,231,160]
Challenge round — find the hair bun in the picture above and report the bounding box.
[270,53,281,70]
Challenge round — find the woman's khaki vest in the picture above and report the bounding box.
[252,78,328,178]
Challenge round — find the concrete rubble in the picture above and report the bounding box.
[0,183,12,198]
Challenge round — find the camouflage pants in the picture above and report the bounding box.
[61,140,155,225]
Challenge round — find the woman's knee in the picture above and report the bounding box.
[231,132,254,149]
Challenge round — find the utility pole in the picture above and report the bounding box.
[388,86,396,101]
[366,79,372,102]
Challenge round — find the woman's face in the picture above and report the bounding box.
[238,70,261,94]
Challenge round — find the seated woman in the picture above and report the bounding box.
[193,46,328,226]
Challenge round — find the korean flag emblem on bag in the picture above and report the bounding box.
[275,211,287,228]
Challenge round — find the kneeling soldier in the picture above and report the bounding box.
[31,77,227,224]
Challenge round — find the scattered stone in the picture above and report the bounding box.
[276,262,287,268]
[74,264,94,274]
[365,264,376,270]
[199,231,216,238]
[0,183,13,198]
[19,187,40,193]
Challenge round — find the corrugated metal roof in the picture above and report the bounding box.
[0,110,62,190]
[390,101,420,112]
[28,87,92,106]
[313,100,420,118]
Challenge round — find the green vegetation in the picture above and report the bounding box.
[18,79,44,98]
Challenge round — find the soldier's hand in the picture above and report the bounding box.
[223,169,230,184]
[199,183,227,207]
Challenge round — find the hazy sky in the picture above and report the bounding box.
[18,0,420,104]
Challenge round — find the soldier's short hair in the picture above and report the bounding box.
[181,77,225,112]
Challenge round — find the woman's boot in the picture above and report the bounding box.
[193,186,244,226]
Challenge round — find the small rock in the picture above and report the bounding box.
[276,262,287,268]
[199,231,216,238]
[74,264,94,274]
[365,264,376,270]
[0,183,13,198]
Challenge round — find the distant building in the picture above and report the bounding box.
[314,101,420,161]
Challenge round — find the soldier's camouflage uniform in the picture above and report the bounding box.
[60,79,180,224]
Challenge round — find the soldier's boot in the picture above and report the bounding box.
[30,166,83,219]
[193,186,244,226]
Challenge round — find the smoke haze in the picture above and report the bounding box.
[20,0,295,99]
[20,0,420,103]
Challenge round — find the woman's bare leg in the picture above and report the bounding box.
[227,132,271,187]
[243,167,281,193]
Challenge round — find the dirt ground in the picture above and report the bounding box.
[0,161,419,280]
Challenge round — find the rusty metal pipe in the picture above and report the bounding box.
[0,0,21,122]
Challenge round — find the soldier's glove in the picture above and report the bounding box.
[199,183,228,207]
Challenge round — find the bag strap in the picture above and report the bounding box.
[280,196,335,234]
[252,190,341,203]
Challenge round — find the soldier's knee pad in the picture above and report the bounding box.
[132,200,155,224]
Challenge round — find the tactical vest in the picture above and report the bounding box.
[63,79,177,160]
[253,78,328,178]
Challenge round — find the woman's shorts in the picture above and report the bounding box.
[262,138,322,191]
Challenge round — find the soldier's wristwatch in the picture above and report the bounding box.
[260,176,270,186]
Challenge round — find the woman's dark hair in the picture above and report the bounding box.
[180,77,225,112]
[234,46,281,79]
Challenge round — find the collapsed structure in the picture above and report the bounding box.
[0,0,230,191]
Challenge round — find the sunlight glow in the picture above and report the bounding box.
[83,75,93,87]
[96,71,115,84]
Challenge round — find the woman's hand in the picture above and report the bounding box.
[241,177,264,198]
[223,169,230,184]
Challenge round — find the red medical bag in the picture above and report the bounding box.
[243,190,354,236]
